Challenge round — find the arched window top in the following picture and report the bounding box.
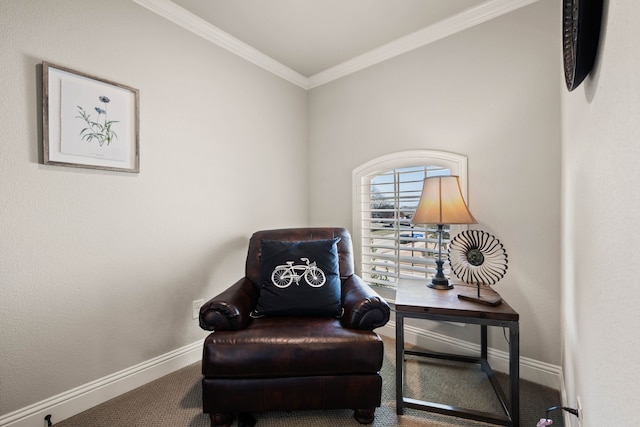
[352,150,469,290]
[353,150,468,196]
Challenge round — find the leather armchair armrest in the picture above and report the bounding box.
[340,274,391,330]
[199,278,258,332]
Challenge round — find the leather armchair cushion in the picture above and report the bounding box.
[202,317,383,378]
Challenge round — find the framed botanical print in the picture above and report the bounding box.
[42,62,140,172]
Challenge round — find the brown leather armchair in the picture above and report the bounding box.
[199,228,391,426]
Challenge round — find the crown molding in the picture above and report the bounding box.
[132,0,540,90]
[130,0,309,89]
[307,0,541,88]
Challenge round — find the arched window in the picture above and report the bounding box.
[352,150,470,292]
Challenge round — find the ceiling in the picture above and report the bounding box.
[134,0,539,88]
[170,0,485,77]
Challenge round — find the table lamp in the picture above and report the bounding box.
[411,176,476,289]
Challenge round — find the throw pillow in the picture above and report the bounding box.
[253,238,342,317]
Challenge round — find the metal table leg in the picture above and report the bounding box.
[510,323,520,426]
[395,313,404,415]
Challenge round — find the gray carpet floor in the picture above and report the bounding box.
[54,336,563,426]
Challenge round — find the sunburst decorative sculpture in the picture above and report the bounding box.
[448,230,508,306]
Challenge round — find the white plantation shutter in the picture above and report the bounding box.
[353,151,469,290]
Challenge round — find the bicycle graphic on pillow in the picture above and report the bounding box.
[271,258,326,288]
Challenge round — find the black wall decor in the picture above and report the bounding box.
[563,0,604,91]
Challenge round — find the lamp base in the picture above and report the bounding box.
[428,278,454,290]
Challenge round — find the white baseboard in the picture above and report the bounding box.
[377,321,562,390]
[559,372,577,427]
[0,340,203,427]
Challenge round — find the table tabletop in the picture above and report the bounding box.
[395,278,519,322]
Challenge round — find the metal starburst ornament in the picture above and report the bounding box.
[448,230,508,306]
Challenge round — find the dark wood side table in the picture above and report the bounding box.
[395,278,520,427]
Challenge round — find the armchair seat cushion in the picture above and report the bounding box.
[202,317,383,379]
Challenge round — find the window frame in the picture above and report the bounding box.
[352,150,470,301]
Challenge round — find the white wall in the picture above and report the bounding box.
[0,0,308,416]
[561,1,640,426]
[13,0,633,423]
[309,0,562,367]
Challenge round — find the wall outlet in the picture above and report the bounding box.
[192,299,204,319]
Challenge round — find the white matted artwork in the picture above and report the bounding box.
[43,62,139,172]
